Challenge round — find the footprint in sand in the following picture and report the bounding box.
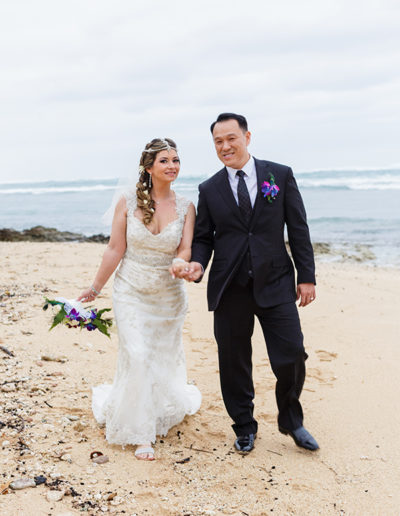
[315,350,338,362]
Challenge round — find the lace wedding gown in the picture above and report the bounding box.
[92,192,201,445]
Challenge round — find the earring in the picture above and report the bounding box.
[149,174,152,189]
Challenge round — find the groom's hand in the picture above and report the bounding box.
[182,261,203,282]
[296,283,316,307]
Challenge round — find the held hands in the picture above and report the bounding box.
[296,283,316,307]
[170,260,203,282]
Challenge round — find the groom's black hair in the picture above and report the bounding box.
[210,113,248,134]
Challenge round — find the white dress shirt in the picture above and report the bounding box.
[226,156,257,207]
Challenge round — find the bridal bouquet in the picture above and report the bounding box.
[43,297,113,337]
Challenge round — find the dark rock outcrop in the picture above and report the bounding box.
[0,226,109,243]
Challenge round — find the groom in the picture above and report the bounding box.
[182,113,319,453]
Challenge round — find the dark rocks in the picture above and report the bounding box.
[0,226,109,243]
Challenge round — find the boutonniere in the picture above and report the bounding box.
[261,174,280,203]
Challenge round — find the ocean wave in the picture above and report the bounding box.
[297,171,400,190]
[0,184,117,195]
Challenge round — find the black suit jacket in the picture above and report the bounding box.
[191,158,316,311]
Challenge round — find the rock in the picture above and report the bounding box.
[0,226,109,243]
[2,440,10,447]
[34,475,47,485]
[10,477,36,490]
[60,453,72,462]
[46,490,65,502]
[110,496,124,506]
[1,383,16,392]
[41,355,67,363]
[73,421,87,433]
[92,454,109,465]
[66,415,79,421]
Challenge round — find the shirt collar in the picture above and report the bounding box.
[226,155,255,179]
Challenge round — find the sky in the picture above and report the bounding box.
[0,0,399,182]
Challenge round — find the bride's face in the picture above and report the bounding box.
[147,150,180,185]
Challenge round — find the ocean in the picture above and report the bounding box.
[1,169,399,267]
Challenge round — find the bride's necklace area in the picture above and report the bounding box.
[152,193,174,205]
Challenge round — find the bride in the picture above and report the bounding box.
[78,138,201,461]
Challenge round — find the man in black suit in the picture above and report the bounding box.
[181,113,319,453]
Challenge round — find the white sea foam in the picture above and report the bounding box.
[0,184,117,195]
[297,172,400,190]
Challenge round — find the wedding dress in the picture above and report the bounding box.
[92,191,201,445]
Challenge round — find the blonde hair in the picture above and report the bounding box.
[136,138,177,225]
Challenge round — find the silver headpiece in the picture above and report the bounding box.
[143,138,174,153]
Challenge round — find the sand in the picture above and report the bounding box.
[0,241,399,515]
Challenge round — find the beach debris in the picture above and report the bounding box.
[10,477,37,490]
[185,445,213,454]
[0,482,11,495]
[41,354,68,363]
[46,489,65,502]
[34,475,47,485]
[0,344,15,357]
[175,457,191,464]
[90,451,109,464]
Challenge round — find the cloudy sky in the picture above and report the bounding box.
[0,0,399,182]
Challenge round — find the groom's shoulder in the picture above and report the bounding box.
[255,157,292,174]
[198,167,226,190]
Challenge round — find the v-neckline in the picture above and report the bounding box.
[132,193,179,236]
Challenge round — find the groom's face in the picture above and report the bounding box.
[212,119,251,170]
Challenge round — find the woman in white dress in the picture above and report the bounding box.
[78,138,201,461]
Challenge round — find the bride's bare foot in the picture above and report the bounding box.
[134,444,155,461]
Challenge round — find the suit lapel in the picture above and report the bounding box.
[250,158,271,229]
[215,167,245,223]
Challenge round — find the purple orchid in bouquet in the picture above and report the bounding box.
[261,174,280,203]
[43,297,112,337]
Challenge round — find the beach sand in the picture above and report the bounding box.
[1,242,399,515]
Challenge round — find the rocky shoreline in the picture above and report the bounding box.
[0,226,109,243]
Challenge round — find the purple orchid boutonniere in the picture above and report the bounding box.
[261,174,280,203]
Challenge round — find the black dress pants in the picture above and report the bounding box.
[214,279,307,436]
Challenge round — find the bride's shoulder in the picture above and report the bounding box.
[175,193,194,215]
[123,189,137,214]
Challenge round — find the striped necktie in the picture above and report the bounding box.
[236,170,252,224]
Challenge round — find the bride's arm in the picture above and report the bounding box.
[169,203,195,277]
[77,196,128,302]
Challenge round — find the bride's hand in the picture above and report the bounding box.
[169,261,190,279]
[77,288,98,303]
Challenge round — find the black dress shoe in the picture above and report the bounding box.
[234,433,257,454]
[279,426,319,451]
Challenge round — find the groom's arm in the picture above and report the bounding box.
[284,167,316,286]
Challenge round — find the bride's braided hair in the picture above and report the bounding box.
[136,138,177,225]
